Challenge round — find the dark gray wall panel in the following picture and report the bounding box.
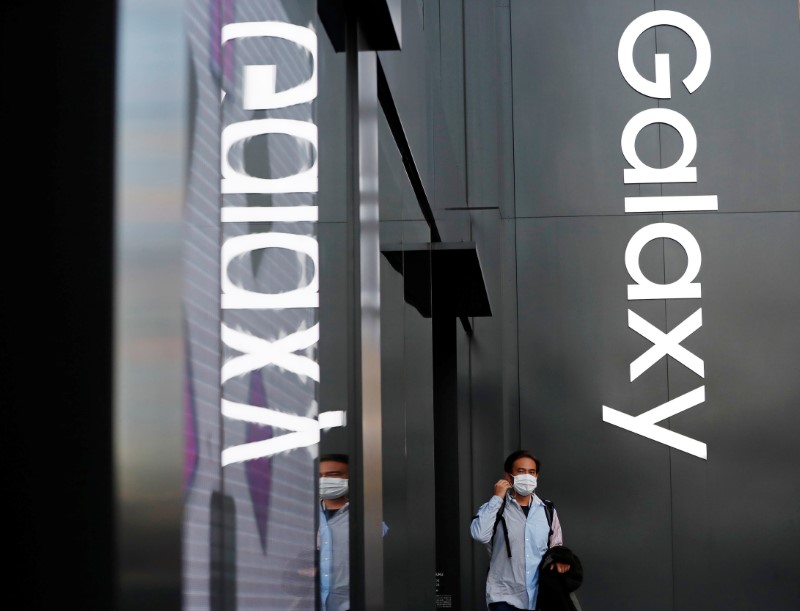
[512,214,800,610]
[426,0,469,224]
[464,0,516,214]
[664,211,800,610]
[470,212,518,448]
[318,221,350,452]
[516,215,675,611]
[511,0,660,218]
[400,268,437,610]
[455,319,476,611]
[654,0,800,213]
[318,23,348,223]
[379,218,436,610]
[379,247,411,610]
[510,0,800,220]
[498,218,521,451]
[467,213,512,578]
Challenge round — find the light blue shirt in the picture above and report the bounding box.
[318,502,389,611]
[470,493,563,610]
[319,502,350,611]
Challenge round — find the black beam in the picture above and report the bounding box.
[377,59,442,243]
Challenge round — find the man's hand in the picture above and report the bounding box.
[549,562,571,573]
[493,479,511,499]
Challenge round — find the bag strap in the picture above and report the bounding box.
[493,496,512,558]
[490,496,507,537]
[542,499,555,547]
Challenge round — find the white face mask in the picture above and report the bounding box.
[319,477,349,500]
[512,474,537,497]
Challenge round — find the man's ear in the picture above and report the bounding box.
[504,473,513,483]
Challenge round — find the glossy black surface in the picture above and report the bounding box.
[57,0,799,608]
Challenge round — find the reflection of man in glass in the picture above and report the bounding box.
[318,453,351,611]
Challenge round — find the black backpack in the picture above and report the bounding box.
[479,496,555,558]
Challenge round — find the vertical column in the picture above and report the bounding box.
[346,17,385,611]
[433,313,460,610]
[359,43,385,611]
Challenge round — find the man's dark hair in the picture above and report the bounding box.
[503,450,540,474]
[319,453,349,464]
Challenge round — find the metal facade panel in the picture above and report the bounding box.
[516,215,674,610]
[665,211,800,610]
[318,31,348,223]
[463,0,516,214]
[318,221,351,451]
[511,0,659,218]
[378,248,411,611]
[653,0,800,214]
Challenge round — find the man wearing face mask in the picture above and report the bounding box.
[317,453,351,611]
[317,453,389,611]
[470,450,571,610]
